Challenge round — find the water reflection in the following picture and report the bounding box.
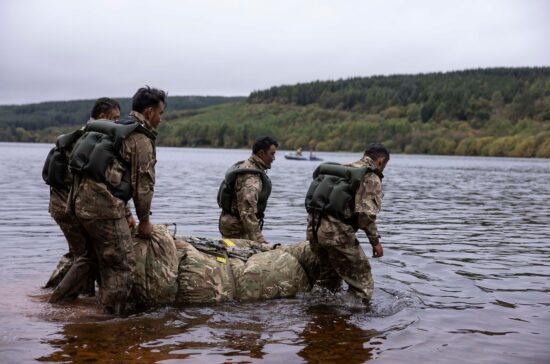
[37,302,385,363]
[37,310,198,362]
[298,305,378,363]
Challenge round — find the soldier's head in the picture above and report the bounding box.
[252,136,279,169]
[364,143,390,173]
[90,97,121,121]
[132,86,167,128]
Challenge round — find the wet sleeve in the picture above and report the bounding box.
[236,174,266,243]
[355,174,383,243]
[122,135,155,222]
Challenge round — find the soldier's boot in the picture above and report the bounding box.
[48,256,95,303]
[105,303,123,315]
[83,276,96,297]
[347,286,372,308]
[102,300,136,316]
[316,266,343,292]
[49,277,84,303]
[44,253,73,289]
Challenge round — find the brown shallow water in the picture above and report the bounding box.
[0,142,549,363]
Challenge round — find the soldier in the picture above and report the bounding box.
[305,143,389,303]
[218,136,278,244]
[90,97,122,121]
[49,86,166,315]
[44,98,121,293]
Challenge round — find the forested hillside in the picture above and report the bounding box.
[1,68,549,157]
[249,67,550,123]
[159,67,550,157]
[0,96,244,142]
[157,101,550,157]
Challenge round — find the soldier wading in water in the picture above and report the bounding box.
[48,86,166,315]
[305,143,389,303]
[43,98,121,296]
[218,136,278,245]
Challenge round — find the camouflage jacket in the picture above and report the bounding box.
[49,168,73,218]
[311,155,383,244]
[49,120,89,218]
[71,111,157,221]
[219,155,269,243]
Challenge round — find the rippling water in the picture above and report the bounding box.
[0,142,549,363]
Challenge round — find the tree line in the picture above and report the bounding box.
[1,67,549,158]
[156,102,550,158]
[0,96,244,141]
[249,67,550,124]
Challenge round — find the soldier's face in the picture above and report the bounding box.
[374,157,389,173]
[99,107,120,121]
[144,101,165,128]
[258,144,277,168]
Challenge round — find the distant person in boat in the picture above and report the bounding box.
[218,136,278,244]
[49,86,166,315]
[305,143,390,304]
[43,97,121,296]
[296,146,303,157]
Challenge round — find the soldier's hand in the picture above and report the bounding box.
[372,244,383,258]
[137,220,153,238]
[126,215,137,229]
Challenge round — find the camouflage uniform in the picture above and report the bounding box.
[51,111,156,314]
[219,155,269,244]
[306,155,383,301]
[48,166,86,258]
[45,121,94,292]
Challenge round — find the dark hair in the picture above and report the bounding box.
[364,143,390,161]
[252,136,279,154]
[90,97,120,119]
[132,86,167,113]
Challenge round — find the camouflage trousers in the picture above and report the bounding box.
[50,216,135,315]
[46,212,95,294]
[52,212,86,256]
[306,214,374,301]
[219,211,248,239]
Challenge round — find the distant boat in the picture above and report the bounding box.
[284,152,323,161]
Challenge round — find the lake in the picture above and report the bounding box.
[0,142,549,363]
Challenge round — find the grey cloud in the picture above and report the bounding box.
[0,0,548,104]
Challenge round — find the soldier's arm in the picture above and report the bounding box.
[122,134,155,224]
[355,174,383,253]
[236,174,267,244]
[124,204,136,228]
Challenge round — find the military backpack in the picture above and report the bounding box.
[305,162,382,228]
[69,118,156,202]
[42,128,85,190]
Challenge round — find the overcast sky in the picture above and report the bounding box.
[0,0,548,105]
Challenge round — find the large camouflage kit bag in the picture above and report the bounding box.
[278,241,321,287]
[132,224,179,306]
[174,237,237,304]
[174,236,317,303]
[232,247,311,301]
[46,225,320,307]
